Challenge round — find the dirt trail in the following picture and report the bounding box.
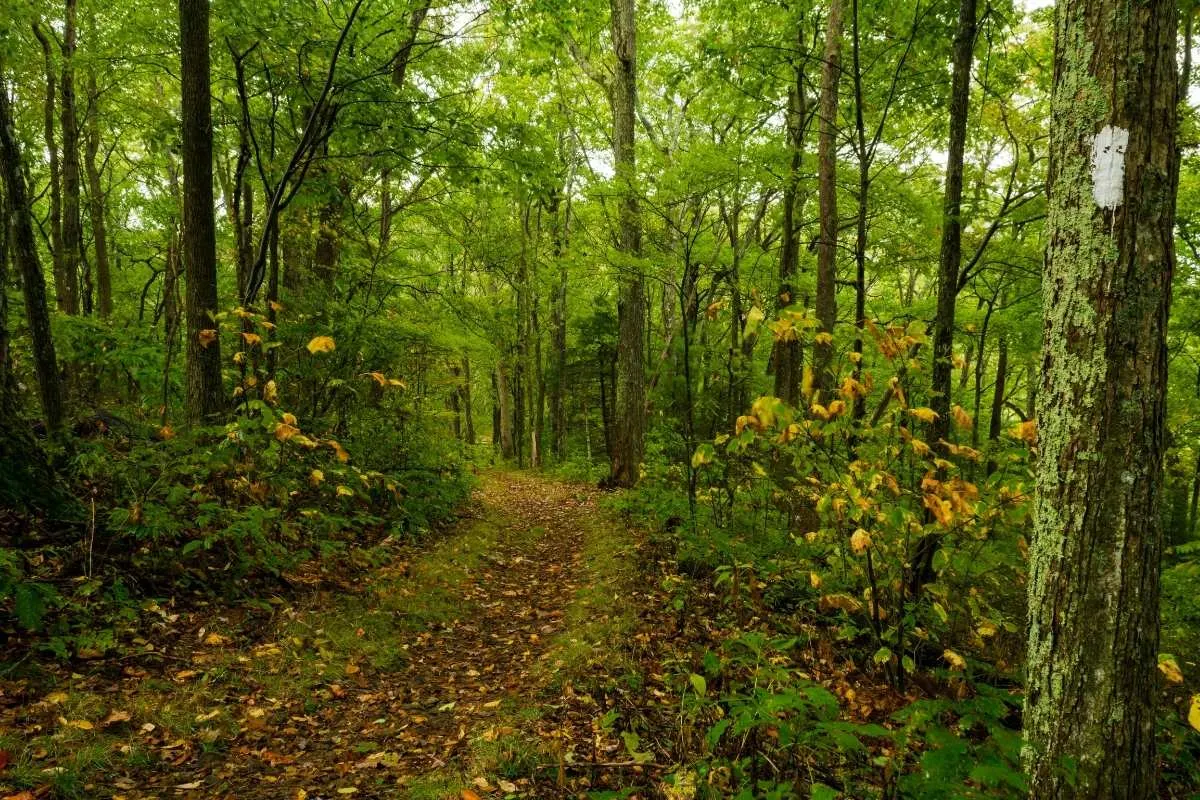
[0,472,635,800]
[377,473,592,776]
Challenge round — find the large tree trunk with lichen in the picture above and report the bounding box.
[1023,0,1178,796]
[812,0,842,401]
[179,0,224,423]
[607,0,645,487]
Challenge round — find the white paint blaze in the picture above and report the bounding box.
[1090,125,1129,210]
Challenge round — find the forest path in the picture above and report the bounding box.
[2,470,657,800]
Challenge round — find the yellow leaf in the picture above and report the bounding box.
[158,424,176,440]
[735,414,760,434]
[306,335,336,355]
[801,366,814,400]
[1011,419,1038,445]
[269,300,284,313]
[198,329,219,348]
[943,650,966,670]
[65,719,94,731]
[241,332,262,347]
[460,791,483,800]
[809,572,822,589]
[336,485,354,497]
[850,528,872,555]
[813,331,833,345]
[203,632,231,646]
[310,469,324,486]
[910,407,939,424]
[818,594,863,614]
[281,412,297,426]
[274,422,299,442]
[368,371,387,386]
[328,440,350,463]
[263,380,278,404]
[1189,695,1200,732]
[1159,658,1184,684]
[951,405,973,430]
[45,691,69,705]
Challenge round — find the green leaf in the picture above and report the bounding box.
[688,673,707,697]
[14,583,47,630]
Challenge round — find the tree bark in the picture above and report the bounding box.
[608,0,645,487]
[0,75,66,432]
[61,0,85,316]
[495,362,515,460]
[84,71,112,318]
[31,22,70,314]
[773,38,806,408]
[1024,0,1178,795]
[461,356,475,445]
[928,0,977,445]
[179,0,224,423]
[813,0,843,401]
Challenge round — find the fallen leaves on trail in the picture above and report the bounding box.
[0,473,620,800]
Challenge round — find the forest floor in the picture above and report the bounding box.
[0,472,679,800]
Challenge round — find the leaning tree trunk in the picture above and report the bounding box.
[813,0,842,401]
[0,72,66,432]
[179,0,224,423]
[1023,0,1178,796]
[928,0,977,445]
[608,0,646,488]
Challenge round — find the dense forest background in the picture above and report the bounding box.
[0,0,1198,797]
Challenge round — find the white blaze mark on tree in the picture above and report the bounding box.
[1091,125,1129,210]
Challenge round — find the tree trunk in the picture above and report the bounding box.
[813,0,843,401]
[608,0,645,487]
[61,0,85,316]
[0,181,10,392]
[928,0,977,445]
[84,71,112,318]
[495,362,515,460]
[1024,0,1178,795]
[985,331,1007,474]
[179,0,224,423]
[773,38,806,408]
[0,206,58,512]
[850,0,868,422]
[32,23,70,314]
[0,74,66,432]
[461,356,475,445]
[549,186,569,461]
